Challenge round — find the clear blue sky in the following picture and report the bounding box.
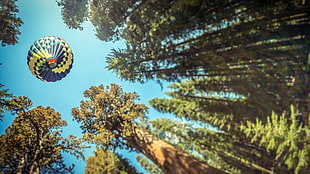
[0,0,171,173]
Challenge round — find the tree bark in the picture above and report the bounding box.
[132,129,225,174]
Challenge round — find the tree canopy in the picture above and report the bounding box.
[104,0,309,116]
[85,148,139,174]
[72,84,225,174]
[0,97,87,174]
[56,0,89,30]
[0,0,23,46]
[58,1,310,173]
[59,0,309,113]
[71,83,149,151]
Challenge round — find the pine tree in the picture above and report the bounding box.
[149,101,310,173]
[0,0,23,46]
[0,97,87,174]
[149,78,283,131]
[240,105,310,174]
[72,84,225,174]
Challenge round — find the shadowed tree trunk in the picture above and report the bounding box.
[132,130,225,174]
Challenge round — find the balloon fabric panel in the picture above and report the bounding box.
[27,36,74,82]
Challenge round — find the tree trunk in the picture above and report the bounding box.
[132,130,225,174]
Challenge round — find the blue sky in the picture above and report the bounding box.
[0,0,170,173]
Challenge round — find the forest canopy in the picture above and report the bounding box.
[58,0,309,173]
[1,0,308,173]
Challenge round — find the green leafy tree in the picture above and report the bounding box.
[0,97,87,174]
[72,84,225,174]
[85,147,139,174]
[0,0,23,46]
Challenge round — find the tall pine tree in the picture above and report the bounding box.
[72,84,225,174]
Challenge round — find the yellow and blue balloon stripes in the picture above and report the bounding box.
[27,36,74,82]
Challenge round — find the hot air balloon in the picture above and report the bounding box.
[27,36,73,82]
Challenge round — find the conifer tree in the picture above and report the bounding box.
[56,0,89,30]
[0,97,87,173]
[240,106,310,174]
[72,84,225,174]
[0,0,23,46]
[85,148,139,174]
[149,101,310,173]
[0,84,16,120]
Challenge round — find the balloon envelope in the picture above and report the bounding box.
[27,36,73,82]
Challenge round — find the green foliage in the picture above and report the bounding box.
[71,84,149,151]
[0,0,23,46]
[57,0,89,30]
[7,96,33,114]
[149,76,298,131]
[60,1,310,173]
[149,81,309,173]
[85,148,139,174]
[149,118,270,174]
[136,155,164,174]
[89,0,141,41]
[0,98,88,173]
[240,106,310,174]
[104,0,309,85]
[73,84,223,174]
[0,84,15,120]
[103,0,309,119]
